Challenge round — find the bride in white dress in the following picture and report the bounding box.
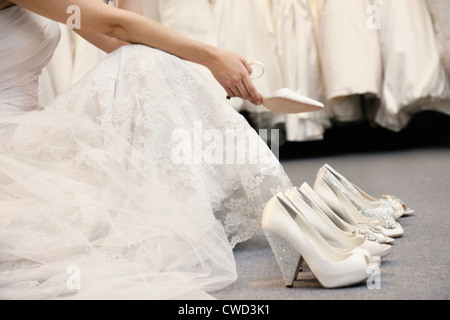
[0,0,292,300]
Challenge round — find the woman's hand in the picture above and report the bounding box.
[205,47,262,106]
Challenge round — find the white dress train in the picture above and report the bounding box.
[0,6,292,300]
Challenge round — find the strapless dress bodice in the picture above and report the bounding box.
[0,6,60,112]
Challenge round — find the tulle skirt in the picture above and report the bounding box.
[0,45,292,299]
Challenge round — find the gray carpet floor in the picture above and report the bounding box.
[213,147,450,300]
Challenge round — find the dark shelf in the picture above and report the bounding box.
[277,111,450,160]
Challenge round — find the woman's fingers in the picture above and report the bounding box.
[238,58,262,105]
[228,70,262,105]
[241,58,254,77]
[209,49,262,105]
[242,74,262,105]
[228,78,262,105]
[235,81,252,104]
[228,86,240,99]
[225,87,235,100]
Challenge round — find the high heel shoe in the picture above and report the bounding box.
[248,62,325,114]
[298,183,395,245]
[284,188,384,265]
[284,186,391,259]
[323,164,414,219]
[261,88,325,114]
[262,193,377,289]
[381,195,414,216]
[314,167,404,238]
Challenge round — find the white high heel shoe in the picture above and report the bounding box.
[249,62,325,115]
[323,164,414,219]
[314,167,404,238]
[262,193,377,289]
[284,186,391,259]
[298,183,394,245]
[284,188,383,265]
[261,88,325,114]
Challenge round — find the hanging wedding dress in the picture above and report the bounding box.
[213,0,284,124]
[373,0,450,131]
[426,0,450,77]
[73,0,158,85]
[0,6,292,300]
[156,0,225,99]
[141,0,160,21]
[317,0,383,122]
[272,0,330,142]
[42,0,162,98]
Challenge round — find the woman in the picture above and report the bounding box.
[0,0,292,299]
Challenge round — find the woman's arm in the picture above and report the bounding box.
[73,0,144,54]
[10,0,262,105]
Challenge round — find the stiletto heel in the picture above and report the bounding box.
[263,193,375,289]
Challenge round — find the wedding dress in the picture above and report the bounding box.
[156,0,226,100]
[317,0,383,122]
[0,6,292,300]
[426,0,450,77]
[141,0,160,22]
[213,0,284,117]
[272,0,330,142]
[71,34,107,85]
[38,24,75,106]
[373,0,450,131]
[42,0,160,102]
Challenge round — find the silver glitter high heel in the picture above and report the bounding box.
[298,183,394,245]
[262,193,376,289]
[313,166,404,238]
[323,164,414,219]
